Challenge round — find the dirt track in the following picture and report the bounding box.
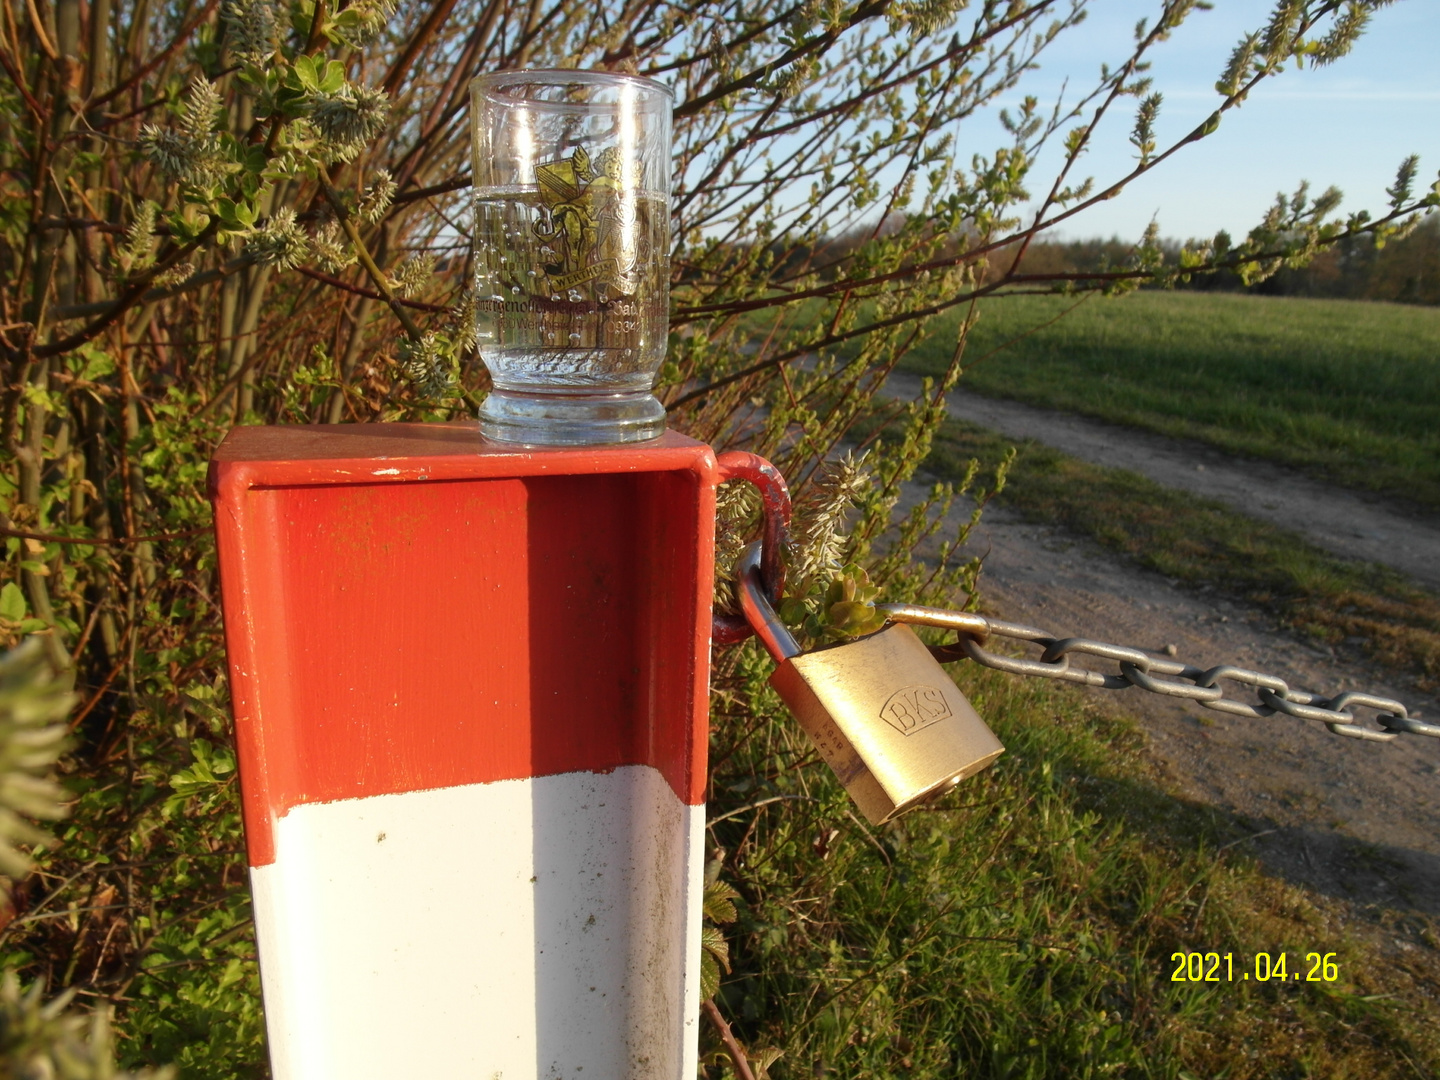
[892,376,1440,590]
[886,379,1440,922]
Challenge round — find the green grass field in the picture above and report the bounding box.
[708,650,1440,1078]
[900,291,1440,512]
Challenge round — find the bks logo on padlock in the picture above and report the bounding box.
[881,685,953,735]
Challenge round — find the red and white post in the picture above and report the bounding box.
[210,424,724,1078]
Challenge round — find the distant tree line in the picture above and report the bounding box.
[1005,215,1440,305]
[769,210,1440,307]
[1213,214,1439,304]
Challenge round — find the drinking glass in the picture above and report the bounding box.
[470,70,673,445]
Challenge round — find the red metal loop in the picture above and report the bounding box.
[713,451,791,645]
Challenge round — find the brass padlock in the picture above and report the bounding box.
[737,543,1005,824]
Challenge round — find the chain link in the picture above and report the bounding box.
[875,603,1440,745]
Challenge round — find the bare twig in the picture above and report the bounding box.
[701,998,757,1080]
[0,524,209,546]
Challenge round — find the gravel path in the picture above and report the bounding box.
[931,504,1440,919]
[887,373,1440,590]
[876,376,1440,921]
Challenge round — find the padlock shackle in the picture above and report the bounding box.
[713,451,791,645]
[737,541,802,662]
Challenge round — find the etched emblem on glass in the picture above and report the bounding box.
[470,71,673,445]
[533,145,645,294]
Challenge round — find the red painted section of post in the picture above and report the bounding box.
[209,424,720,867]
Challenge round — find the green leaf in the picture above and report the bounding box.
[699,949,721,1002]
[778,596,811,626]
[703,879,741,924]
[75,343,115,381]
[323,6,369,44]
[293,54,320,92]
[700,924,730,973]
[1188,111,1221,142]
[215,198,257,229]
[826,599,887,638]
[163,740,237,817]
[167,206,212,244]
[818,564,886,639]
[319,60,347,94]
[751,1047,784,1079]
[0,583,25,621]
[291,0,316,38]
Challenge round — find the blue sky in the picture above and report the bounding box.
[983,0,1440,242]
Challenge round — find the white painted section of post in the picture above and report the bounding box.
[249,765,704,1079]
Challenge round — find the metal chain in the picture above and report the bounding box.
[875,602,1440,745]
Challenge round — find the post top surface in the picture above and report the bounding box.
[213,422,707,463]
[209,423,717,492]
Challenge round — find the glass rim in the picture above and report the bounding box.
[470,68,675,108]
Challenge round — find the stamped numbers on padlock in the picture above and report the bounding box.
[736,543,1005,825]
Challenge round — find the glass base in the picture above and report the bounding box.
[478,389,667,446]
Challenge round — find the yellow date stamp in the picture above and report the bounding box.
[1170,951,1340,983]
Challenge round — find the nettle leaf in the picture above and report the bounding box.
[21,385,64,414]
[703,878,741,924]
[700,924,730,973]
[699,949,721,1002]
[74,342,116,381]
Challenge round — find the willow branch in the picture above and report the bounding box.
[24,0,58,60]
[35,223,219,358]
[317,176,423,340]
[1,524,209,546]
[297,266,452,312]
[672,0,892,119]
